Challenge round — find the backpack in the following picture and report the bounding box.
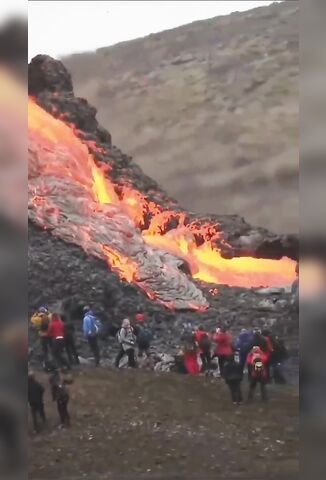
[253,357,265,378]
[137,326,153,345]
[40,314,49,332]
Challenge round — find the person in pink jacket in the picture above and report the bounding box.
[213,326,233,377]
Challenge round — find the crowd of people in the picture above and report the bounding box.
[28,304,289,433]
[181,324,288,404]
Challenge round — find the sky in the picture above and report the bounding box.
[28,1,278,61]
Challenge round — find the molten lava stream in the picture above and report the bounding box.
[28,97,296,294]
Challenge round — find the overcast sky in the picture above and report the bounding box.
[27,1,279,61]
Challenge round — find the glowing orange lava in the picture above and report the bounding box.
[28,98,296,291]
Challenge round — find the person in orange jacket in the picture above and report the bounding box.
[213,326,233,377]
[247,346,269,402]
[193,325,211,372]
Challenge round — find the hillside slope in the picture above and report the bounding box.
[63,1,298,234]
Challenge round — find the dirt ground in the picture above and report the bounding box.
[29,367,298,479]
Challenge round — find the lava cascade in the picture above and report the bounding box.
[28,98,296,296]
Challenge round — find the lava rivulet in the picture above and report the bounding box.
[28,98,296,309]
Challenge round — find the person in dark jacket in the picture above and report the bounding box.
[48,313,70,369]
[62,315,80,365]
[270,336,288,384]
[223,355,244,405]
[28,371,46,433]
[49,370,71,427]
[133,314,153,359]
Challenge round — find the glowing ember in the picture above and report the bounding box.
[28,97,296,310]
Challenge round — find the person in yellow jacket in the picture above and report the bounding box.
[30,307,51,362]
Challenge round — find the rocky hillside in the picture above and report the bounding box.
[63,1,299,234]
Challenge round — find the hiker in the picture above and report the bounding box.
[30,306,51,363]
[193,325,211,372]
[133,313,153,359]
[247,346,269,402]
[82,306,101,366]
[213,326,233,377]
[181,333,200,375]
[52,376,70,427]
[270,336,288,384]
[235,328,254,373]
[28,371,46,433]
[223,355,244,405]
[115,318,136,368]
[48,313,70,369]
[62,315,80,365]
[49,368,61,401]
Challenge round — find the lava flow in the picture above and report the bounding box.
[28,97,296,309]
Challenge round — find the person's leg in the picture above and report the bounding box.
[30,405,39,432]
[70,337,80,364]
[93,336,100,366]
[200,352,207,372]
[237,382,243,404]
[115,346,125,368]
[57,401,65,425]
[127,348,136,367]
[218,356,226,377]
[41,337,49,362]
[248,379,257,402]
[88,337,100,366]
[65,337,74,365]
[62,401,70,426]
[205,350,211,369]
[39,403,46,424]
[260,381,268,402]
[228,382,237,403]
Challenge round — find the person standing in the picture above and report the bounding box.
[213,326,233,377]
[28,371,46,433]
[133,313,153,360]
[62,315,80,365]
[115,318,136,368]
[30,306,51,363]
[247,346,269,402]
[82,306,101,366]
[48,313,70,369]
[193,325,211,372]
[235,328,254,373]
[223,355,244,405]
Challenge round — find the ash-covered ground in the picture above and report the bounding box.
[29,368,299,479]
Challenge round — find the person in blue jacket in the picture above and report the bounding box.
[82,306,101,366]
[235,328,254,373]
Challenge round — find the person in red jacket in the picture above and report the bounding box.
[48,313,70,369]
[193,325,211,372]
[213,326,233,377]
[247,346,269,402]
